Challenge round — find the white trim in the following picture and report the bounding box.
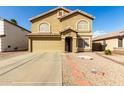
[118,38,123,48]
[76,19,90,32]
[78,37,91,49]
[39,21,51,32]
[57,10,64,18]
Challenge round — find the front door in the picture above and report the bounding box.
[65,37,72,52]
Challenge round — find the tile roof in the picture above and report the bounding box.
[27,32,60,36]
[93,29,124,41]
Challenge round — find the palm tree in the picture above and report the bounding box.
[10,19,18,25]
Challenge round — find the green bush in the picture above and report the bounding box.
[104,49,112,55]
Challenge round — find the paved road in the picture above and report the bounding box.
[0,53,62,86]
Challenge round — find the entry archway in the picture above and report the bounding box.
[65,37,72,52]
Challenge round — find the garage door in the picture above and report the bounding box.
[31,37,63,52]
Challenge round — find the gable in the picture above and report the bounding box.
[60,12,93,22]
[60,29,77,37]
[30,7,71,22]
[31,7,71,33]
[61,13,92,32]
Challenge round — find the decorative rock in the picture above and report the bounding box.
[78,55,93,60]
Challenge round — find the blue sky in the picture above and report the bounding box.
[0,6,124,36]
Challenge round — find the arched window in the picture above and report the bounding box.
[77,20,89,31]
[39,22,50,32]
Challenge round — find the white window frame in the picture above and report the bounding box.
[118,38,123,48]
[76,19,90,32]
[39,21,50,32]
[78,37,90,49]
[57,10,64,18]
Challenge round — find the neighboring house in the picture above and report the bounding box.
[93,29,124,54]
[28,7,94,52]
[0,17,30,52]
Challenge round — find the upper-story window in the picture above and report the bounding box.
[57,10,64,18]
[39,22,50,32]
[77,20,89,31]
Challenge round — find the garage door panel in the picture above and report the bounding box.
[32,39,62,52]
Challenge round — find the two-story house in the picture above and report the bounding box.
[28,7,95,52]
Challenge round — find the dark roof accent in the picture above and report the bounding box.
[0,35,6,37]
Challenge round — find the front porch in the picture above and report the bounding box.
[60,28,92,53]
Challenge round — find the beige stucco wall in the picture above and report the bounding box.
[61,13,92,33]
[1,21,30,52]
[0,38,2,52]
[61,13,92,51]
[31,9,69,33]
[123,37,124,48]
[30,9,93,52]
[94,38,118,51]
[105,38,118,51]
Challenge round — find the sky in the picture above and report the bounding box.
[0,6,124,36]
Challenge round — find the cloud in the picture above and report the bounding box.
[93,30,106,37]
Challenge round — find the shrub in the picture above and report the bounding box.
[104,49,112,55]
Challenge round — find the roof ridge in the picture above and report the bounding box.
[30,6,72,21]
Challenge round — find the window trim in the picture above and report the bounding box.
[118,38,123,48]
[39,21,51,32]
[103,40,106,45]
[57,10,64,18]
[76,19,90,32]
[78,37,90,49]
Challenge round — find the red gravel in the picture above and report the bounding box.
[62,54,92,86]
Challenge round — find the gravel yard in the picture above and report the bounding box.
[63,52,124,86]
[96,52,124,64]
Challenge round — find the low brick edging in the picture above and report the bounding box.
[65,55,92,86]
[95,52,124,66]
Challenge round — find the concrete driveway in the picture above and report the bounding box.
[0,52,62,86]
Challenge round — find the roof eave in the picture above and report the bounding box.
[27,34,61,37]
[60,10,95,20]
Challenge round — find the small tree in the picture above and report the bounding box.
[10,19,18,25]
